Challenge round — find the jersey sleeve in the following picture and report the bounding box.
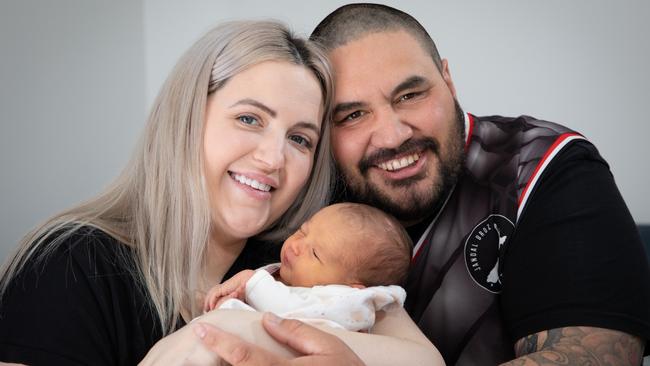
[501,141,650,345]
[0,230,158,365]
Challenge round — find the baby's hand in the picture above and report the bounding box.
[203,269,255,312]
[212,284,245,309]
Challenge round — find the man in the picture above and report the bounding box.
[308,3,650,365]
[198,3,650,365]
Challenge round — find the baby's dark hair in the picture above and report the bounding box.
[335,203,412,287]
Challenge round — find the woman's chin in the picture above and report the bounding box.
[211,205,279,242]
[222,217,269,240]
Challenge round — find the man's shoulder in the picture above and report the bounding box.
[466,113,599,186]
[471,114,579,141]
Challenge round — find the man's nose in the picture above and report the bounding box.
[370,108,413,149]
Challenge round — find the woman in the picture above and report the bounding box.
[0,20,332,365]
[0,20,442,365]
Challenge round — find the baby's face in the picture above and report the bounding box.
[279,205,360,287]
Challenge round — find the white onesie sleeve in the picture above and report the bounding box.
[227,268,406,331]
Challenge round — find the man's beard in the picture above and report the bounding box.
[336,100,466,223]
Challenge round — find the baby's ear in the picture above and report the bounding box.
[350,282,366,289]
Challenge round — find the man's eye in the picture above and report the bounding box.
[338,110,365,124]
[238,115,259,126]
[397,92,420,103]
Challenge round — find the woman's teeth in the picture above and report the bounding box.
[231,173,271,192]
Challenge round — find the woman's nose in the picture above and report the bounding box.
[252,132,286,171]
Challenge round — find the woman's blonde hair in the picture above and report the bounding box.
[0,20,334,335]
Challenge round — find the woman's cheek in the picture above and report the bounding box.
[299,155,315,192]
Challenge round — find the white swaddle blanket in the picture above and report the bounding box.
[219,267,406,331]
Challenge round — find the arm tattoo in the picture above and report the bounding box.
[502,326,644,366]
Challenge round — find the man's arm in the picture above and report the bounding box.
[501,326,643,365]
[501,142,650,365]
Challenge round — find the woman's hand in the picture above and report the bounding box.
[195,312,366,366]
[138,321,223,366]
[140,308,444,366]
[138,312,364,366]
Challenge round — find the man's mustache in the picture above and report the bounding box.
[359,138,440,174]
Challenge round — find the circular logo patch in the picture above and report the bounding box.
[464,214,514,293]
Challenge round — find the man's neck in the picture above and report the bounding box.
[402,186,454,243]
[405,214,436,244]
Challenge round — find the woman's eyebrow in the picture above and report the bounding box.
[293,121,321,137]
[230,99,319,136]
[230,98,276,117]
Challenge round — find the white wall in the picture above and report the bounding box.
[0,0,145,260]
[2,0,649,261]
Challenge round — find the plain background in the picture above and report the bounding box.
[1,0,649,262]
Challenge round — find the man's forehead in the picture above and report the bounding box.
[329,33,437,104]
[329,29,424,60]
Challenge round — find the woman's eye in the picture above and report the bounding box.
[289,135,312,149]
[238,115,259,126]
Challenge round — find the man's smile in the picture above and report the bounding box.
[377,152,420,171]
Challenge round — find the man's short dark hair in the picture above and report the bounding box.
[311,3,443,71]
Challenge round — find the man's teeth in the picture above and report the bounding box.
[232,173,271,192]
[378,153,419,171]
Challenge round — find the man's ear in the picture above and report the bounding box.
[441,58,457,98]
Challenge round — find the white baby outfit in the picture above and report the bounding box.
[219,264,406,331]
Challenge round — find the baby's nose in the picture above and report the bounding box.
[288,238,301,256]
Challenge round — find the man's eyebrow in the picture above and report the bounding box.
[333,101,366,116]
[391,75,430,97]
[230,98,277,118]
[332,76,430,116]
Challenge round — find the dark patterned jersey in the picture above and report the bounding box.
[405,114,650,365]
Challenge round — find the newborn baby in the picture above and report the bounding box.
[204,203,412,331]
